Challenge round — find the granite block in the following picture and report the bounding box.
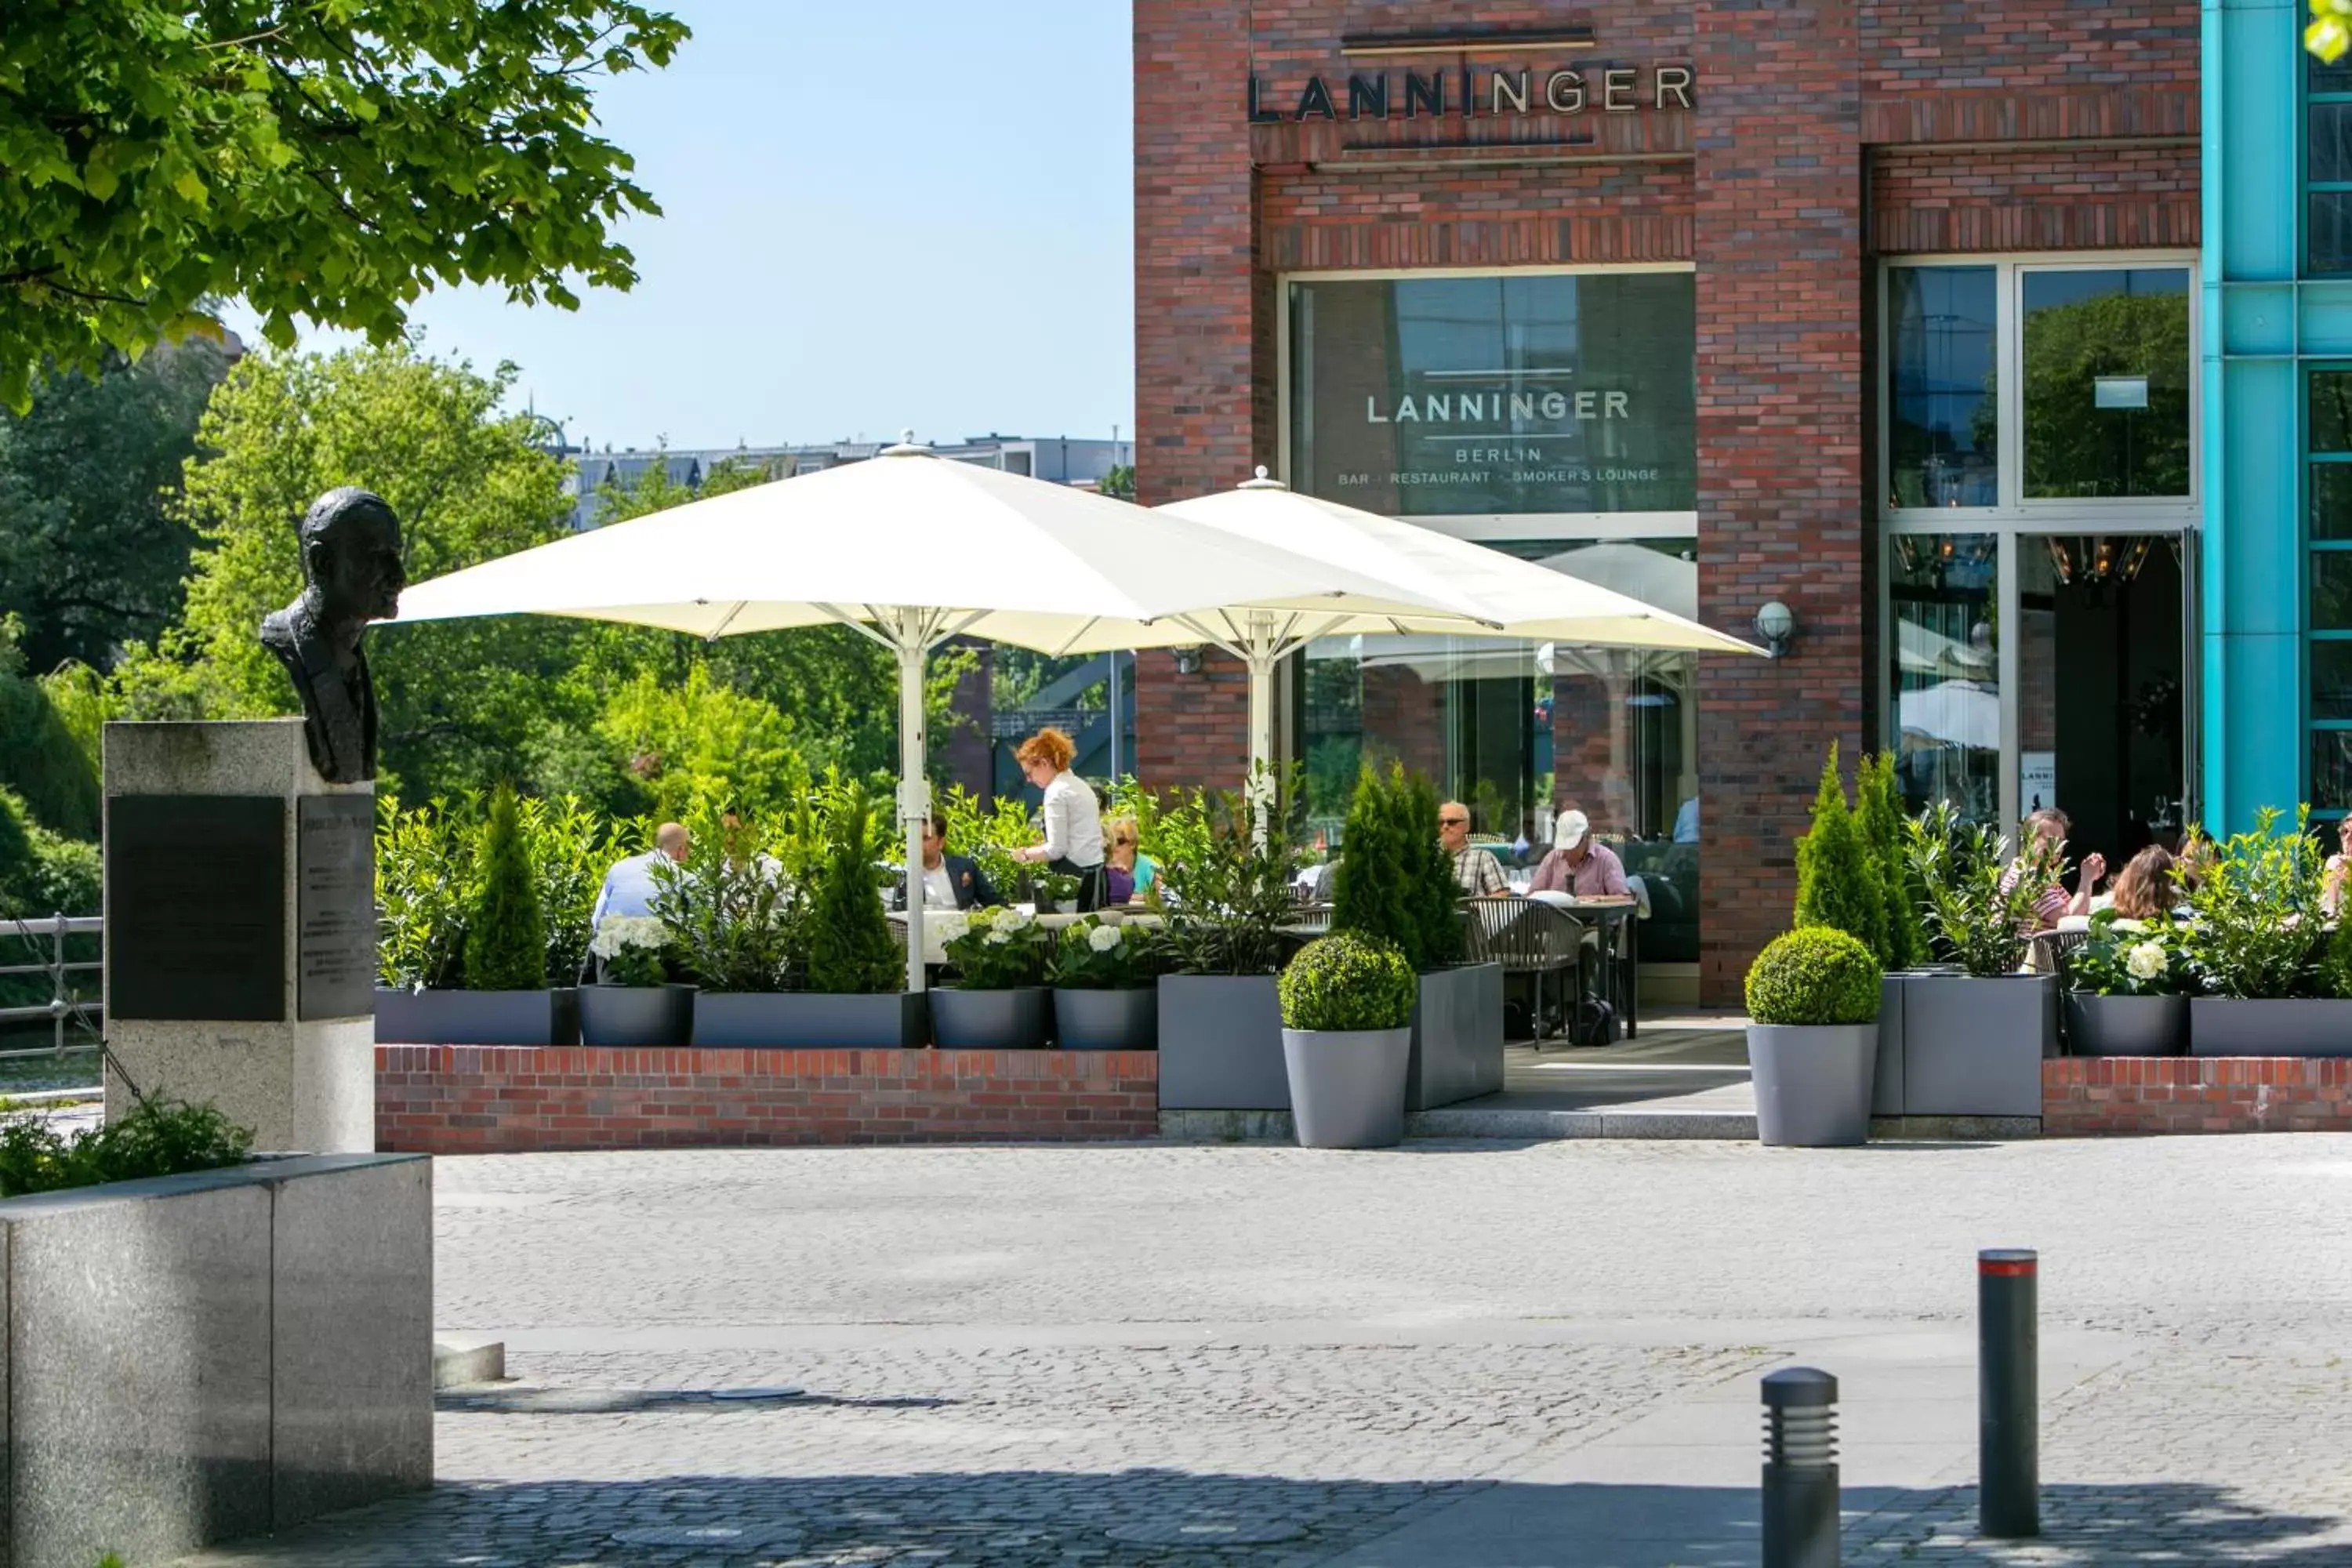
[270,1156,434,1527]
[5,1178,273,1568]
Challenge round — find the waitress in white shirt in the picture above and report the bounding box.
[1011,726,1106,912]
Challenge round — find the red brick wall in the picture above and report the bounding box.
[2045,1058,2352,1137]
[376,1046,1161,1152]
[1859,0,2199,98]
[1134,647,1253,792]
[1871,145,2200,255]
[1691,0,1866,1004]
[1260,162,1693,273]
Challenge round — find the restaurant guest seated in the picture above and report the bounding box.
[894,810,1000,911]
[592,821,689,926]
[2012,807,2104,931]
[2104,844,2176,922]
[1440,800,1508,896]
[1530,809,1632,900]
[1103,816,1156,905]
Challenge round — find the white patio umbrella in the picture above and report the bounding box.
[389,441,1469,994]
[1153,470,1766,768]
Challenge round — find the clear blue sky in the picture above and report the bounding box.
[230,1,1135,452]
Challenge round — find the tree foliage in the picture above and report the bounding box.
[0,0,688,409]
[0,620,100,840]
[0,342,226,671]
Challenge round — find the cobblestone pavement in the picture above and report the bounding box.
[172,1137,2352,1566]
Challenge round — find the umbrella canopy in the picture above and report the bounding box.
[1152,471,1764,763]
[390,441,1468,994]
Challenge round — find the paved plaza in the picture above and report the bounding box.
[172,1134,2352,1566]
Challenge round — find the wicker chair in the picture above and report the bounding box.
[1465,895,1584,1045]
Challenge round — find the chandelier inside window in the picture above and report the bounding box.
[2044,535,2154,588]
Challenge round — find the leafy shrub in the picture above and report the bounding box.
[1279,933,1417,1033]
[0,1098,253,1197]
[1855,750,1924,970]
[521,793,623,987]
[1744,927,1882,1026]
[1400,770,1466,969]
[653,801,797,993]
[805,780,901,995]
[1332,764,1462,972]
[1150,764,1304,977]
[0,621,100,842]
[376,795,476,990]
[2069,910,2194,997]
[1050,915,1162,989]
[1902,803,2054,978]
[938,784,1035,906]
[939,905,1050,989]
[1792,744,1888,964]
[2179,806,2327,999]
[462,785,546,992]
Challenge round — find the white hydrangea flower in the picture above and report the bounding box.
[984,927,1011,946]
[2125,941,2167,982]
[1087,923,1122,953]
[590,915,666,959]
[2111,917,2148,934]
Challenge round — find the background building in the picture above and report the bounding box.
[1132,1,2201,1004]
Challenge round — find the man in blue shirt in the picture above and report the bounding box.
[591,822,689,927]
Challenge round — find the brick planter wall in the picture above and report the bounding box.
[377,1047,1162,1153]
[2045,1058,2352,1136]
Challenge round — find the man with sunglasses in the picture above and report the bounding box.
[1439,801,1508,897]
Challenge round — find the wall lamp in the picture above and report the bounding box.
[1753,600,1796,659]
[1170,644,1204,675]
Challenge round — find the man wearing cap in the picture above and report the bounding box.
[1530,809,1632,899]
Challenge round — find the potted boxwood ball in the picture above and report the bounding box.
[932,906,1051,1049]
[2064,911,2190,1055]
[1278,932,1417,1149]
[581,915,695,1047]
[1050,915,1162,1050]
[1744,926,1882,1147]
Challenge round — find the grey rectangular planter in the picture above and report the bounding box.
[374,985,576,1046]
[695,991,927,1048]
[0,1152,431,1568]
[1281,1027,1411,1148]
[2190,997,2352,1058]
[2066,993,2189,1056]
[931,986,1051,1050]
[1750,1023,1877,1146]
[1897,972,2056,1119]
[1407,962,1504,1111]
[1053,986,1158,1051]
[1157,974,1286,1109]
[577,982,695,1047]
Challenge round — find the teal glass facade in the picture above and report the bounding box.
[2204,0,2352,827]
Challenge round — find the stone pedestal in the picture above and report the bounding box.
[103,720,375,1152]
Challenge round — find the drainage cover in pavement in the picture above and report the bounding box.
[1105,1519,1306,1546]
[611,1525,801,1548]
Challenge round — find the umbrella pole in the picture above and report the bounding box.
[1247,648,1278,844]
[898,637,927,997]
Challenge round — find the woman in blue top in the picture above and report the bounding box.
[1102,816,1156,905]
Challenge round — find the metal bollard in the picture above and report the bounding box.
[1979,1247,2040,1539]
[1761,1367,1840,1568]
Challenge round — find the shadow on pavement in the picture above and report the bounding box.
[171,1470,2352,1567]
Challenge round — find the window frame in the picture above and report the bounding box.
[1878,253,2202,530]
[2307,366,2352,810]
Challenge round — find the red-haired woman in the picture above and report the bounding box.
[1011,727,1105,911]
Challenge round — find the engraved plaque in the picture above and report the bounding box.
[109,795,285,1022]
[297,794,376,1021]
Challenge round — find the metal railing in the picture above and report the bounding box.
[0,914,103,1062]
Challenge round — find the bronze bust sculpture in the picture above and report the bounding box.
[260,488,406,784]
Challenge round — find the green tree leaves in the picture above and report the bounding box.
[0,0,688,409]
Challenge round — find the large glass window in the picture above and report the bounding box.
[2020,270,2191,500]
[1886,267,1998,508]
[1299,539,1704,960]
[1889,533,2002,822]
[1287,272,1697,517]
[2311,53,2352,275]
[2311,369,2352,808]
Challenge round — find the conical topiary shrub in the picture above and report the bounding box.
[807,781,902,995]
[1854,750,1923,971]
[1791,743,1887,963]
[1402,769,1465,970]
[1333,763,1410,956]
[463,784,546,992]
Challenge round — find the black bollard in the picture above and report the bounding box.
[1979,1247,2040,1538]
[1761,1367,1840,1568]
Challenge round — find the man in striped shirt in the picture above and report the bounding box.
[2007,808,2105,930]
[1440,801,1508,897]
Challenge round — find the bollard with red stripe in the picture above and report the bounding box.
[1979,1248,2039,1538]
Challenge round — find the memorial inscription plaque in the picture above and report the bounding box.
[109,795,285,1022]
[297,794,376,1021]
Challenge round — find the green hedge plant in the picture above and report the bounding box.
[1333,763,1463,972]
[1744,927,1882,1027]
[462,785,545,992]
[805,780,902,995]
[1855,750,1925,970]
[1902,802,2053,978]
[1150,764,1303,977]
[0,1097,253,1197]
[2179,806,2327,999]
[1279,933,1417,1033]
[1792,743,1889,964]
[654,802,797,993]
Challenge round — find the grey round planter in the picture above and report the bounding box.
[2064,993,2188,1056]
[1052,986,1158,1051]
[1748,1023,1877,1147]
[1280,1026,1412,1149]
[578,983,696,1047]
[931,986,1051,1050]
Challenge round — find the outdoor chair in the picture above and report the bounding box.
[1465,895,1583,1046]
[2029,927,2092,978]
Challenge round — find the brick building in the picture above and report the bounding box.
[1131,0,2203,1004]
